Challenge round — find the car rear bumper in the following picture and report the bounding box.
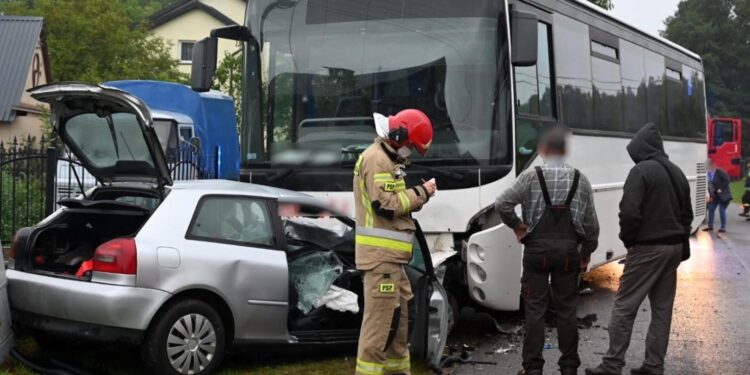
[7,270,171,332]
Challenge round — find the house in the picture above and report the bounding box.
[0,16,50,145]
[147,0,246,75]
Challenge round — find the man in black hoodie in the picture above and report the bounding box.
[587,124,693,375]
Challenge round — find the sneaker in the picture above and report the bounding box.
[702,227,713,232]
[718,228,727,233]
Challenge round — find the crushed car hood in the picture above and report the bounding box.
[29,83,172,187]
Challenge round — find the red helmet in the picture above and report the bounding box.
[387,109,433,155]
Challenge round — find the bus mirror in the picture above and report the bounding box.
[511,9,538,67]
[210,25,252,42]
[191,37,218,92]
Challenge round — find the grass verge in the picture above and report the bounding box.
[730,180,746,204]
[0,337,431,375]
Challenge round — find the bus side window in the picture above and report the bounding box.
[514,21,555,173]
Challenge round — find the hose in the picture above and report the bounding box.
[9,348,72,375]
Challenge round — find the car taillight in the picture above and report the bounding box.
[91,238,137,275]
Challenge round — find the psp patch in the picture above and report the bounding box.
[384,182,397,192]
[379,283,396,293]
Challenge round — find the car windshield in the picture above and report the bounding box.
[250,0,503,167]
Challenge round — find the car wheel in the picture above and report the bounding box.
[142,299,226,375]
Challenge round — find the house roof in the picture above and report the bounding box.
[0,15,46,122]
[147,0,237,29]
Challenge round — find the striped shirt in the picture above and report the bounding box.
[495,159,600,255]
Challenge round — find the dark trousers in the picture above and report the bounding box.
[521,251,581,371]
[600,244,682,374]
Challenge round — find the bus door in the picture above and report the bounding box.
[709,118,742,179]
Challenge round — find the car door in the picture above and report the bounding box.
[179,194,290,342]
[407,222,450,369]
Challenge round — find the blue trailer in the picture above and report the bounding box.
[104,80,240,180]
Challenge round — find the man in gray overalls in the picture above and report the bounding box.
[496,126,600,375]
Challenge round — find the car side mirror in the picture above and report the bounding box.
[511,9,539,67]
[191,37,218,92]
[189,137,201,152]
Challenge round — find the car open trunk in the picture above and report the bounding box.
[15,200,151,278]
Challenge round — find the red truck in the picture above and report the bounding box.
[708,117,743,180]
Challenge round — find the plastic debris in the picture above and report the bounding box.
[289,251,343,313]
[543,343,554,350]
[314,285,359,314]
[494,344,515,354]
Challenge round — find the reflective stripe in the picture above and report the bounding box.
[397,191,410,213]
[356,234,412,253]
[356,359,384,375]
[357,227,414,243]
[359,178,373,227]
[384,356,410,371]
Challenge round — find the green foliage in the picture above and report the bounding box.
[118,0,175,22]
[0,0,186,83]
[214,50,243,132]
[0,151,46,243]
[588,0,614,10]
[663,0,750,157]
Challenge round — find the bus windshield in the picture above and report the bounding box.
[248,0,507,167]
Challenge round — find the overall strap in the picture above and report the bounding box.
[564,169,581,206]
[534,166,552,206]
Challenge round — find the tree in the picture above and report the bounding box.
[663,0,750,156]
[588,0,614,10]
[0,0,185,83]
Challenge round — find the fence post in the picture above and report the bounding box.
[45,147,57,216]
[214,146,220,179]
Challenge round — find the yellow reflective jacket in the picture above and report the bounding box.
[353,138,430,270]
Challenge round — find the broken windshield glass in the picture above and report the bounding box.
[288,251,344,313]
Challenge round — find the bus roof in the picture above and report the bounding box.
[570,0,701,61]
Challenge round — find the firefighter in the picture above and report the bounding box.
[354,109,436,375]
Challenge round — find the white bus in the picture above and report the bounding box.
[191,0,708,312]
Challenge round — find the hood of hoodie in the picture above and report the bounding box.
[627,123,667,163]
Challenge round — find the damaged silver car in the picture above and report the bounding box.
[6,83,449,374]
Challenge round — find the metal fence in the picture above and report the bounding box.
[0,137,216,245]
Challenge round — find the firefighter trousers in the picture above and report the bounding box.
[356,262,413,375]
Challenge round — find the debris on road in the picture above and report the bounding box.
[577,313,598,329]
[494,344,516,354]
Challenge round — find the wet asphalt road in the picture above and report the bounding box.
[447,209,750,375]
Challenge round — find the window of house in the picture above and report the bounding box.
[180,41,195,63]
[188,196,275,247]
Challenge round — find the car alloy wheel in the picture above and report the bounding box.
[166,313,217,374]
